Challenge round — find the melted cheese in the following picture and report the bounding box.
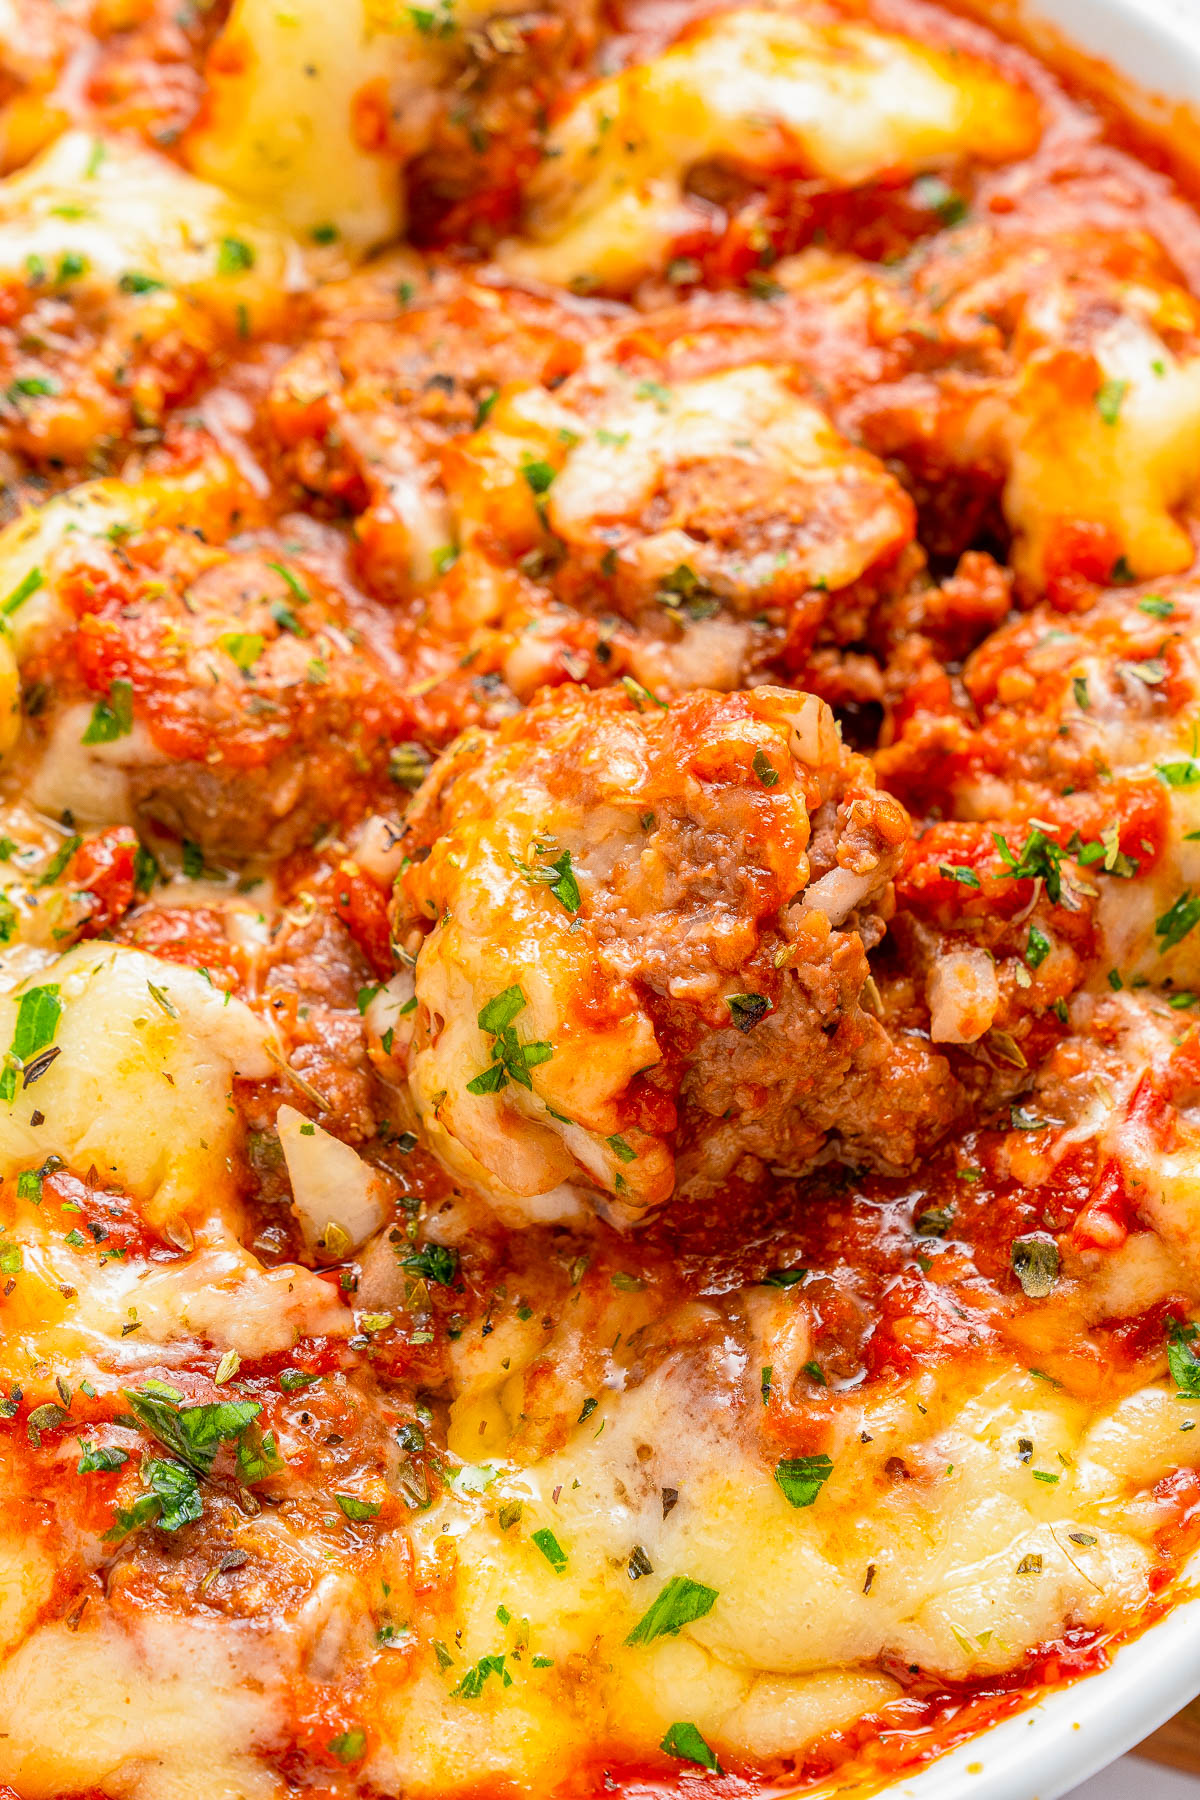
[444,366,914,693]
[502,6,1040,290]
[0,1615,289,1800]
[356,1342,1184,1791]
[0,1231,349,1396]
[1002,300,1200,585]
[545,364,914,599]
[0,944,274,1236]
[0,130,310,335]
[184,0,533,252]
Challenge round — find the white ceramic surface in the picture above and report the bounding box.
[834,3,1200,1797]
[1074,1763,1200,1799]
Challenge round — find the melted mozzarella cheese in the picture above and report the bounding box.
[184,0,408,251]
[502,5,1040,290]
[444,365,914,694]
[1002,302,1200,586]
[359,1345,1184,1792]
[184,0,534,252]
[0,130,310,335]
[0,944,274,1236]
[0,1233,349,1398]
[0,1614,290,1800]
[545,364,914,598]
[0,461,255,791]
[0,1506,55,1659]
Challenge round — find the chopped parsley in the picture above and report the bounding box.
[7,375,56,403]
[217,631,265,672]
[774,1454,833,1509]
[466,986,552,1095]
[911,172,968,226]
[620,674,668,713]
[216,235,255,276]
[122,1381,261,1474]
[625,1575,719,1645]
[0,983,62,1103]
[1025,924,1051,969]
[635,379,672,410]
[81,678,133,744]
[77,1442,129,1474]
[327,1728,366,1764]
[751,748,780,788]
[399,1242,458,1286]
[236,1429,282,1486]
[993,827,1067,905]
[278,1368,318,1396]
[119,270,167,294]
[408,0,456,36]
[1094,377,1128,425]
[939,863,981,889]
[531,1527,568,1572]
[1157,890,1200,952]
[1156,758,1200,788]
[265,560,311,608]
[104,1457,203,1540]
[35,836,81,887]
[452,1653,512,1699]
[335,1494,381,1521]
[520,456,556,495]
[1167,1318,1200,1397]
[660,1722,721,1772]
[2,567,44,617]
[512,844,581,914]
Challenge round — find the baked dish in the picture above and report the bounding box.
[3,2,1200,1795]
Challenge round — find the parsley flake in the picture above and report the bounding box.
[660,1722,721,1772]
[625,1575,718,1645]
[774,1454,833,1508]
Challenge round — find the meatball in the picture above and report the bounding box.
[0,130,308,484]
[391,682,914,1225]
[880,578,1196,991]
[265,256,605,599]
[0,458,412,860]
[844,223,1200,594]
